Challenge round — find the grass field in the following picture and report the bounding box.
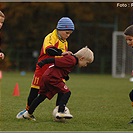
[0,72,133,131]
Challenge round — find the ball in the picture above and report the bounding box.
[52,106,70,122]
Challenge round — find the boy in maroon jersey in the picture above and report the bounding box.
[16,17,75,119]
[22,46,94,121]
[0,11,5,60]
[124,25,133,124]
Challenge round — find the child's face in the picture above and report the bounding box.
[125,35,133,47]
[58,30,73,40]
[0,16,4,29]
[78,57,90,68]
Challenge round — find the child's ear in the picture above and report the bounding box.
[79,56,85,61]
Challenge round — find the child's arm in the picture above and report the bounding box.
[38,54,77,68]
[46,47,62,56]
[38,57,70,81]
[38,58,55,68]
[46,47,73,56]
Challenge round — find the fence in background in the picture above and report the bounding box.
[1,21,130,75]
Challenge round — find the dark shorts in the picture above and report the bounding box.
[38,75,70,100]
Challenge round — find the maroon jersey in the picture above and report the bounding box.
[39,54,78,100]
[45,54,78,78]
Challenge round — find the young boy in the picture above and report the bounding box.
[16,17,75,119]
[22,46,94,121]
[124,25,133,124]
[0,11,5,60]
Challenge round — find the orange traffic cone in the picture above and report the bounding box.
[13,83,20,96]
[0,71,2,80]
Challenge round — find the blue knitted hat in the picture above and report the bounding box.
[56,17,75,31]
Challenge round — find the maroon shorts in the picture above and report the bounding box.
[38,75,70,100]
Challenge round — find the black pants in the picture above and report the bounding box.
[129,89,133,102]
[28,91,71,114]
[27,88,67,107]
[28,94,46,114]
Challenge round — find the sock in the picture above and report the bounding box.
[56,92,64,106]
[28,94,46,114]
[27,88,39,109]
[129,90,133,101]
[58,91,71,113]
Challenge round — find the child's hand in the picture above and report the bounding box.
[0,52,4,59]
[62,51,73,56]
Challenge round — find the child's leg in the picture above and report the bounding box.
[26,88,39,110]
[56,92,63,106]
[58,91,71,113]
[129,89,133,103]
[28,94,46,114]
[129,89,133,124]
[16,87,39,119]
[56,91,73,119]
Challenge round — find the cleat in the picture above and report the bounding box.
[16,109,26,119]
[23,111,36,121]
[56,112,73,119]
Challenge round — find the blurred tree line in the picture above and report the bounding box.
[0,2,132,74]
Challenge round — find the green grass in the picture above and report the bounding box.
[0,72,133,131]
